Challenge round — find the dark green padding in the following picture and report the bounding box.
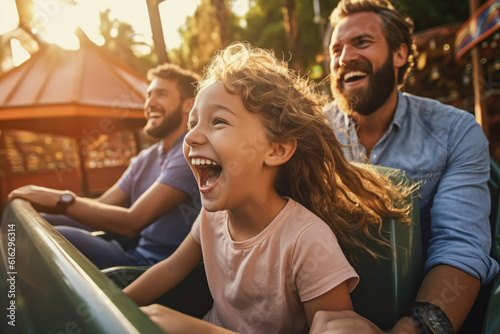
[488,158,500,262]
[103,263,213,319]
[349,165,423,330]
[0,200,164,334]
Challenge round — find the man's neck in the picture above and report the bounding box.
[160,127,188,153]
[354,90,399,158]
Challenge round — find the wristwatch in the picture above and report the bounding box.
[400,302,454,334]
[57,191,76,214]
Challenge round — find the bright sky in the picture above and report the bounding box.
[0,0,249,65]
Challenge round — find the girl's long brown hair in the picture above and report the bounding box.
[198,42,414,259]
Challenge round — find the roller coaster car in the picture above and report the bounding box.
[0,164,499,333]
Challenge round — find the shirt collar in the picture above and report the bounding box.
[392,90,408,131]
[157,133,185,156]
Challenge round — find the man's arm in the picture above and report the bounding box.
[94,183,131,207]
[308,265,480,334]
[412,265,480,332]
[67,181,189,237]
[8,181,189,237]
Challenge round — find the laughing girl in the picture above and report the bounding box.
[124,42,411,334]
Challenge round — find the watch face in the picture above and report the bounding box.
[60,193,74,204]
[425,308,447,334]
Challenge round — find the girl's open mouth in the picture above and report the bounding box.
[191,158,222,190]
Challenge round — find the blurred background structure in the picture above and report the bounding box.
[0,0,499,210]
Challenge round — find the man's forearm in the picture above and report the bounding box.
[66,197,141,237]
[392,264,480,333]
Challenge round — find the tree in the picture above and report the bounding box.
[212,0,232,48]
[238,0,288,59]
[282,0,304,72]
[170,0,337,73]
[394,0,470,32]
[97,9,156,76]
[171,0,224,73]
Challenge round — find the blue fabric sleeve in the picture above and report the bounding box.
[159,148,198,198]
[425,113,499,284]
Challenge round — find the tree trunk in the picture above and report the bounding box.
[211,0,231,48]
[282,0,304,72]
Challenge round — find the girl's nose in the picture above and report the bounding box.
[184,123,206,147]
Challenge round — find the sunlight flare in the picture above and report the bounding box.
[0,0,19,34]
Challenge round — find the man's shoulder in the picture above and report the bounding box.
[134,141,161,159]
[401,92,478,136]
[324,101,347,127]
[402,93,473,123]
[127,142,161,168]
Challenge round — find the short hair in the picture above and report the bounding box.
[147,64,201,100]
[330,0,416,86]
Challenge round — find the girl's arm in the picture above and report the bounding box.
[303,281,353,327]
[123,232,202,306]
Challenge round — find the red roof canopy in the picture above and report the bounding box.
[0,42,148,138]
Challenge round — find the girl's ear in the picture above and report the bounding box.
[264,137,297,167]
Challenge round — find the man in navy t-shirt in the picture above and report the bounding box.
[9,64,201,269]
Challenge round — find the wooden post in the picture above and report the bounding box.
[469,0,490,141]
[146,0,169,65]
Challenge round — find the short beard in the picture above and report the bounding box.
[144,103,183,139]
[331,54,395,116]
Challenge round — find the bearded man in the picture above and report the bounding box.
[314,0,499,333]
[9,64,201,269]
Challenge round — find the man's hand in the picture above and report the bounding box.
[309,310,384,334]
[8,185,66,213]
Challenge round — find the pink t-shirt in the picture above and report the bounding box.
[191,198,359,334]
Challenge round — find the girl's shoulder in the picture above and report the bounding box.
[280,199,336,241]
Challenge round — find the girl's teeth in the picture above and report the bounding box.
[191,158,218,166]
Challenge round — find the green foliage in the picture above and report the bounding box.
[391,0,470,32]
[0,0,474,79]
[172,0,224,73]
[97,9,156,76]
[240,0,287,53]
[167,0,472,77]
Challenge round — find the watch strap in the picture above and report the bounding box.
[400,301,454,334]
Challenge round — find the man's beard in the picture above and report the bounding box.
[331,54,395,116]
[144,103,183,139]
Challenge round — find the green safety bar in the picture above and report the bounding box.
[0,199,165,334]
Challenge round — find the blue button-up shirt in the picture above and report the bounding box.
[328,91,499,284]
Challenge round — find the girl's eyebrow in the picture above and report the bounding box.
[207,103,237,116]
